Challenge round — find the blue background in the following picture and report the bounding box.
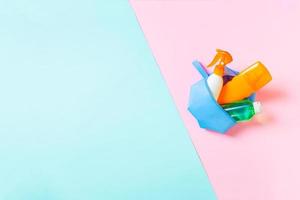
[0,1,216,199]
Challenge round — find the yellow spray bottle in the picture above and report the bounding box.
[206,49,233,100]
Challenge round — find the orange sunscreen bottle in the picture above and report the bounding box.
[218,61,272,104]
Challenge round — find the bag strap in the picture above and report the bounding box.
[192,60,209,79]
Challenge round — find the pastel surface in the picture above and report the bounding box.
[131,0,300,199]
[0,1,216,199]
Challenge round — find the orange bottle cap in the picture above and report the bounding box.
[207,49,233,68]
[240,61,272,91]
[213,64,225,76]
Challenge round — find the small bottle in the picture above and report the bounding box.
[207,64,224,100]
[206,49,233,100]
[218,61,272,104]
[222,100,262,122]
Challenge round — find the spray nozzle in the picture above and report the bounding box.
[207,49,233,68]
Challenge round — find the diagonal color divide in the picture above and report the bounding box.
[0,0,216,199]
[130,0,300,199]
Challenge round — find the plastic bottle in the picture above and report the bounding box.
[206,49,233,100]
[207,64,224,100]
[218,61,272,104]
[222,100,262,122]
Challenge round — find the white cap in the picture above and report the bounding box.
[253,102,262,114]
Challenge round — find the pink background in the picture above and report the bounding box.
[130,0,300,199]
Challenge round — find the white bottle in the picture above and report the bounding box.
[206,49,233,100]
[206,64,224,100]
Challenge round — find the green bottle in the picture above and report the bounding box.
[221,100,262,122]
